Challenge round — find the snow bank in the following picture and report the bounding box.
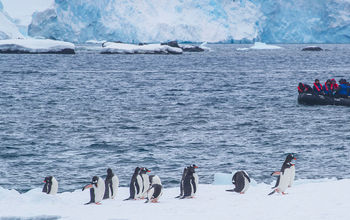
[237,42,283,51]
[0,179,349,220]
[0,39,75,54]
[101,42,182,54]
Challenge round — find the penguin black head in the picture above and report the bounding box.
[284,154,296,165]
[192,164,198,169]
[134,167,141,174]
[43,176,53,183]
[91,176,99,186]
[140,167,151,174]
[107,168,113,176]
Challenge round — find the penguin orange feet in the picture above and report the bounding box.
[240,192,245,194]
[282,192,288,195]
[151,199,159,203]
[95,202,102,205]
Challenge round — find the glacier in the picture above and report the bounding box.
[0,1,23,39]
[1,0,350,43]
[26,0,350,44]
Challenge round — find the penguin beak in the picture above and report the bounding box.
[43,181,46,183]
[147,170,151,173]
[194,166,198,168]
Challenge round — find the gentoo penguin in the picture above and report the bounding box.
[269,154,296,195]
[176,167,188,198]
[140,167,151,199]
[124,167,143,200]
[82,176,105,205]
[42,176,58,195]
[149,175,162,186]
[103,168,119,199]
[226,171,250,194]
[145,184,163,203]
[181,164,199,199]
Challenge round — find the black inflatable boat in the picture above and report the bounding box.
[298,93,350,106]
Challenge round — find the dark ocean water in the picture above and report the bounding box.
[0,44,350,193]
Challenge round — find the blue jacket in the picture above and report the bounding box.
[324,84,333,95]
[338,84,349,95]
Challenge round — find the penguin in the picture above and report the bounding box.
[103,168,119,199]
[140,167,151,199]
[181,164,199,199]
[175,167,188,198]
[42,176,58,195]
[226,171,250,194]
[268,153,296,195]
[82,176,105,205]
[145,184,163,203]
[124,167,143,200]
[149,175,162,186]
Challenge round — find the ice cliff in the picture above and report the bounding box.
[2,0,350,43]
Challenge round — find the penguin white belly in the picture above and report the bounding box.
[277,169,292,193]
[150,175,162,185]
[193,173,199,194]
[241,177,250,193]
[141,174,150,198]
[94,177,106,203]
[135,175,143,198]
[111,175,119,199]
[49,177,58,195]
[288,165,295,187]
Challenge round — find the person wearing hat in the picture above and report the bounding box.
[330,78,338,91]
[313,79,324,95]
[335,79,350,98]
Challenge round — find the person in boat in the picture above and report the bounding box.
[313,79,324,95]
[323,79,334,97]
[335,79,349,98]
[298,83,312,94]
[331,79,338,90]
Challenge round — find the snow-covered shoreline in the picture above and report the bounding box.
[0,39,75,54]
[1,178,349,220]
[101,42,183,54]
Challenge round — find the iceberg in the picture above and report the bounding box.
[0,179,349,220]
[0,39,75,54]
[237,42,283,50]
[101,42,182,54]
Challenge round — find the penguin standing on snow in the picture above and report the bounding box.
[226,171,250,194]
[103,168,119,199]
[82,176,105,205]
[181,164,199,199]
[269,153,296,195]
[145,184,163,203]
[175,167,188,198]
[42,176,58,195]
[140,167,151,199]
[124,167,142,200]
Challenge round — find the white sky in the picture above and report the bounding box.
[1,0,54,25]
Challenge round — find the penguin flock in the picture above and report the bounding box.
[42,154,296,204]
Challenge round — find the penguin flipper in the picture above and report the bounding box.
[271,171,281,176]
[123,197,133,201]
[225,189,235,192]
[145,199,150,203]
[268,190,276,196]
[84,201,94,205]
[175,195,182,198]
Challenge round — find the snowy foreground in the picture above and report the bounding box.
[101,42,183,54]
[0,179,349,220]
[0,39,75,53]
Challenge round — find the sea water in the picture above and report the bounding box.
[0,44,349,193]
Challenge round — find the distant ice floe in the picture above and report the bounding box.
[0,39,75,54]
[237,42,283,51]
[101,42,183,54]
[0,179,349,220]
